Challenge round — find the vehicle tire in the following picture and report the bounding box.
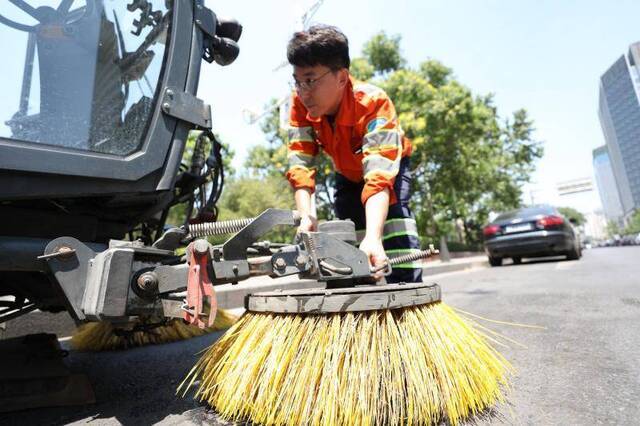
[566,245,580,260]
[512,257,522,265]
[488,256,502,267]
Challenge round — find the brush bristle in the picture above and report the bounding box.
[71,309,239,351]
[179,302,512,426]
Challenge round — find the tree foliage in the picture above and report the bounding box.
[362,31,405,74]
[606,220,621,238]
[349,57,375,81]
[558,207,586,226]
[623,209,640,234]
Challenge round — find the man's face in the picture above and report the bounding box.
[292,65,347,118]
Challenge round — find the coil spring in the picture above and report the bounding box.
[187,217,254,238]
[389,246,438,266]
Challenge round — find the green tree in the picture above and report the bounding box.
[558,207,586,226]
[362,31,405,74]
[606,220,621,237]
[623,209,640,234]
[420,60,453,88]
[350,57,375,81]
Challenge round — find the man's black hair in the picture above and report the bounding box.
[287,24,350,70]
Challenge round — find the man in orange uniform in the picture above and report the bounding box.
[285,25,422,283]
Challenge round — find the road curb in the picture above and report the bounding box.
[422,259,488,276]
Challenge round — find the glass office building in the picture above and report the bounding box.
[592,145,624,224]
[598,42,640,220]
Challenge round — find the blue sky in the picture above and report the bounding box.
[201,0,640,210]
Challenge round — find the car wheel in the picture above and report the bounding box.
[488,256,502,267]
[512,257,522,265]
[566,245,580,260]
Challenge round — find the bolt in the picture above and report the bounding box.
[137,272,158,292]
[162,102,171,112]
[213,247,222,261]
[295,255,308,267]
[38,245,76,261]
[232,264,239,274]
[274,258,287,270]
[57,246,74,257]
[166,89,174,99]
[193,239,209,255]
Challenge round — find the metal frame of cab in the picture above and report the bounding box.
[0,0,208,199]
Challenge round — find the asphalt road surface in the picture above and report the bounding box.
[2,246,639,425]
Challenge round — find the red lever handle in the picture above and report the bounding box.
[184,241,217,329]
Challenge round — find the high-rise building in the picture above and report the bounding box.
[592,145,624,224]
[598,42,640,221]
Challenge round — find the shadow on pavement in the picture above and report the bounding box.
[499,256,572,267]
[0,331,226,426]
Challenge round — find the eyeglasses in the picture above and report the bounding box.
[290,69,333,92]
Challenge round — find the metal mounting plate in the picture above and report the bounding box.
[246,282,441,314]
[161,87,212,129]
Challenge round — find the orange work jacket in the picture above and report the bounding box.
[285,75,412,206]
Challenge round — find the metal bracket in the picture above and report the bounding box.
[299,231,371,282]
[83,248,135,321]
[270,245,311,277]
[194,3,217,38]
[247,283,442,314]
[153,226,188,251]
[43,237,99,321]
[222,209,300,261]
[81,242,177,321]
[184,240,216,329]
[161,87,212,129]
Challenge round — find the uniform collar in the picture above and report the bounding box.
[304,74,356,126]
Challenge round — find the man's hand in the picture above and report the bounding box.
[294,188,317,234]
[359,189,390,280]
[359,236,387,281]
[297,214,318,233]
